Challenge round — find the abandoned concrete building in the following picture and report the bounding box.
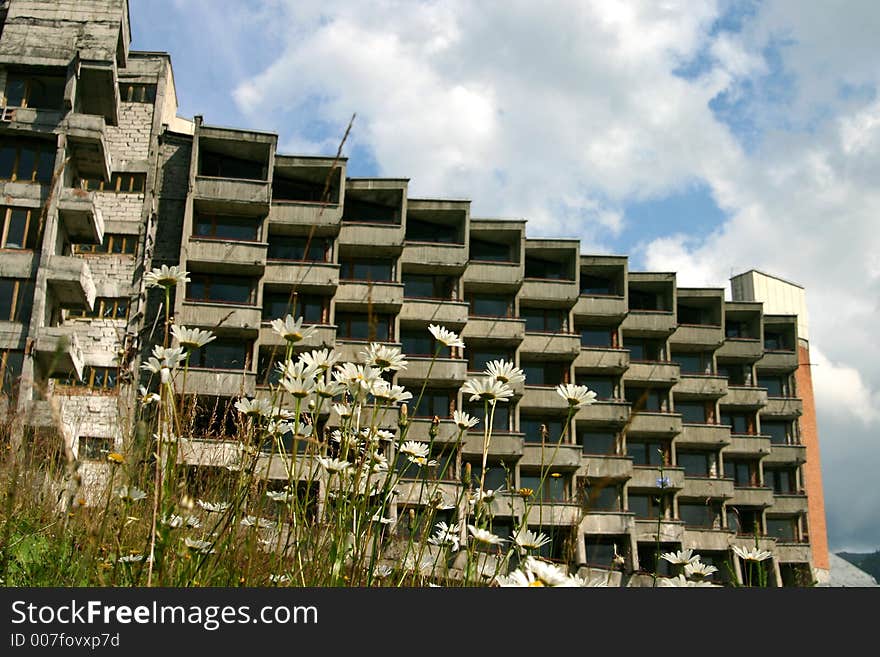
[0,0,829,585]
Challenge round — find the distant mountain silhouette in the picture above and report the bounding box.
[837,550,880,582]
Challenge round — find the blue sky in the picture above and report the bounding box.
[130,0,880,554]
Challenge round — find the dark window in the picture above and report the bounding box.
[187,274,256,305]
[469,237,513,262]
[120,83,157,103]
[760,375,790,397]
[466,460,512,492]
[192,397,239,440]
[580,274,617,296]
[199,150,265,180]
[677,450,715,477]
[625,337,665,361]
[583,535,627,567]
[627,439,669,466]
[266,235,330,262]
[78,436,114,460]
[766,517,798,542]
[4,73,65,110]
[406,387,455,418]
[194,213,260,241]
[272,174,325,203]
[0,137,55,183]
[720,411,755,435]
[257,349,282,386]
[527,525,571,561]
[0,278,33,323]
[339,257,394,282]
[467,293,513,317]
[717,363,752,386]
[628,493,671,520]
[466,348,513,373]
[765,467,798,494]
[405,217,461,244]
[522,361,569,386]
[73,233,137,255]
[336,312,394,341]
[680,502,721,529]
[725,320,751,339]
[625,386,668,413]
[1,349,24,396]
[57,366,118,391]
[677,304,715,325]
[0,207,39,250]
[575,375,617,401]
[521,306,567,332]
[580,479,621,511]
[520,472,567,502]
[342,195,400,224]
[192,338,252,370]
[579,326,615,347]
[724,460,760,488]
[402,273,456,299]
[638,543,677,576]
[673,351,713,375]
[762,419,797,445]
[262,291,327,324]
[579,430,618,455]
[726,506,762,535]
[520,416,566,444]
[67,297,129,320]
[525,256,571,280]
[628,288,662,311]
[764,330,791,351]
[76,173,146,193]
[676,401,708,424]
[463,400,512,432]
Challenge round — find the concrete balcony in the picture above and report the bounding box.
[405,418,458,444]
[461,317,525,343]
[522,502,583,527]
[576,401,630,424]
[178,301,261,334]
[335,281,404,311]
[57,188,104,244]
[520,443,582,470]
[775,543,812,563]
[401,242,467,270]
[185,238,267,274]
[0,106,63,135]
[462,431,523,459]
[0,249,34,279]
[683,528,736,552]
[681,477,734,499]
[396,357,467,385]
[520,278,579,305]
[629,466,685,490]
[626,412,682,437]
[519,386,570,412]
[24,399,65,429]
[761,397,803,418]
[463,261,522,291]
[677,423,731,448]
[520,331,581,357]
[763,444,806,465]
[263,261,339,291]
[178,438,241,468]
[725,434,772,457]
[33,327,84,380]
[721,386,768,409]
[399,299,469,328]
[771,494,809,515]
[77,58,121,126]
[396,481,462,506]
[759,350,799,372]
[634,519,686,543]
[45,256,96,310]
[716,338,763,361]
[338,222,404,248]
[193,176,271,209]
[267,201,343,231]
[258,324,336,349]
[0,321,26,350]
[623,360,680,384]
[572,295,627,320]
[621,311,677,336]
[63,113,111,181]
[674,375,727,397]
[580,455,632,479]
[175,368,257,398]
[731,486,775,508]
[575,348,629,372]
[670,324,724,348]
[581,512,634,535]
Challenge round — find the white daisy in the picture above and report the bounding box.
[660,574,717,587]
[298,348,340,372]
[183,537,214,554]
[685,561,719,578]
[196,499,230,513]
[360,342,408,371]
[660,548,699,565]
[428,521,461,550]
[144,264,189,288]
[317,456,351,474]
[555,383,597,407]
[270,315,318,343]
[512,528,552,552]
[116,485,147,502]
[485,359,525,386]
[453,409,479,430]
[234,397,273,418]
[732,545,773,562]
[428,324,465,349]
[171,325,216,349]
[468,525,506,545]
[461,377,514,403]
[398,441,430,459]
